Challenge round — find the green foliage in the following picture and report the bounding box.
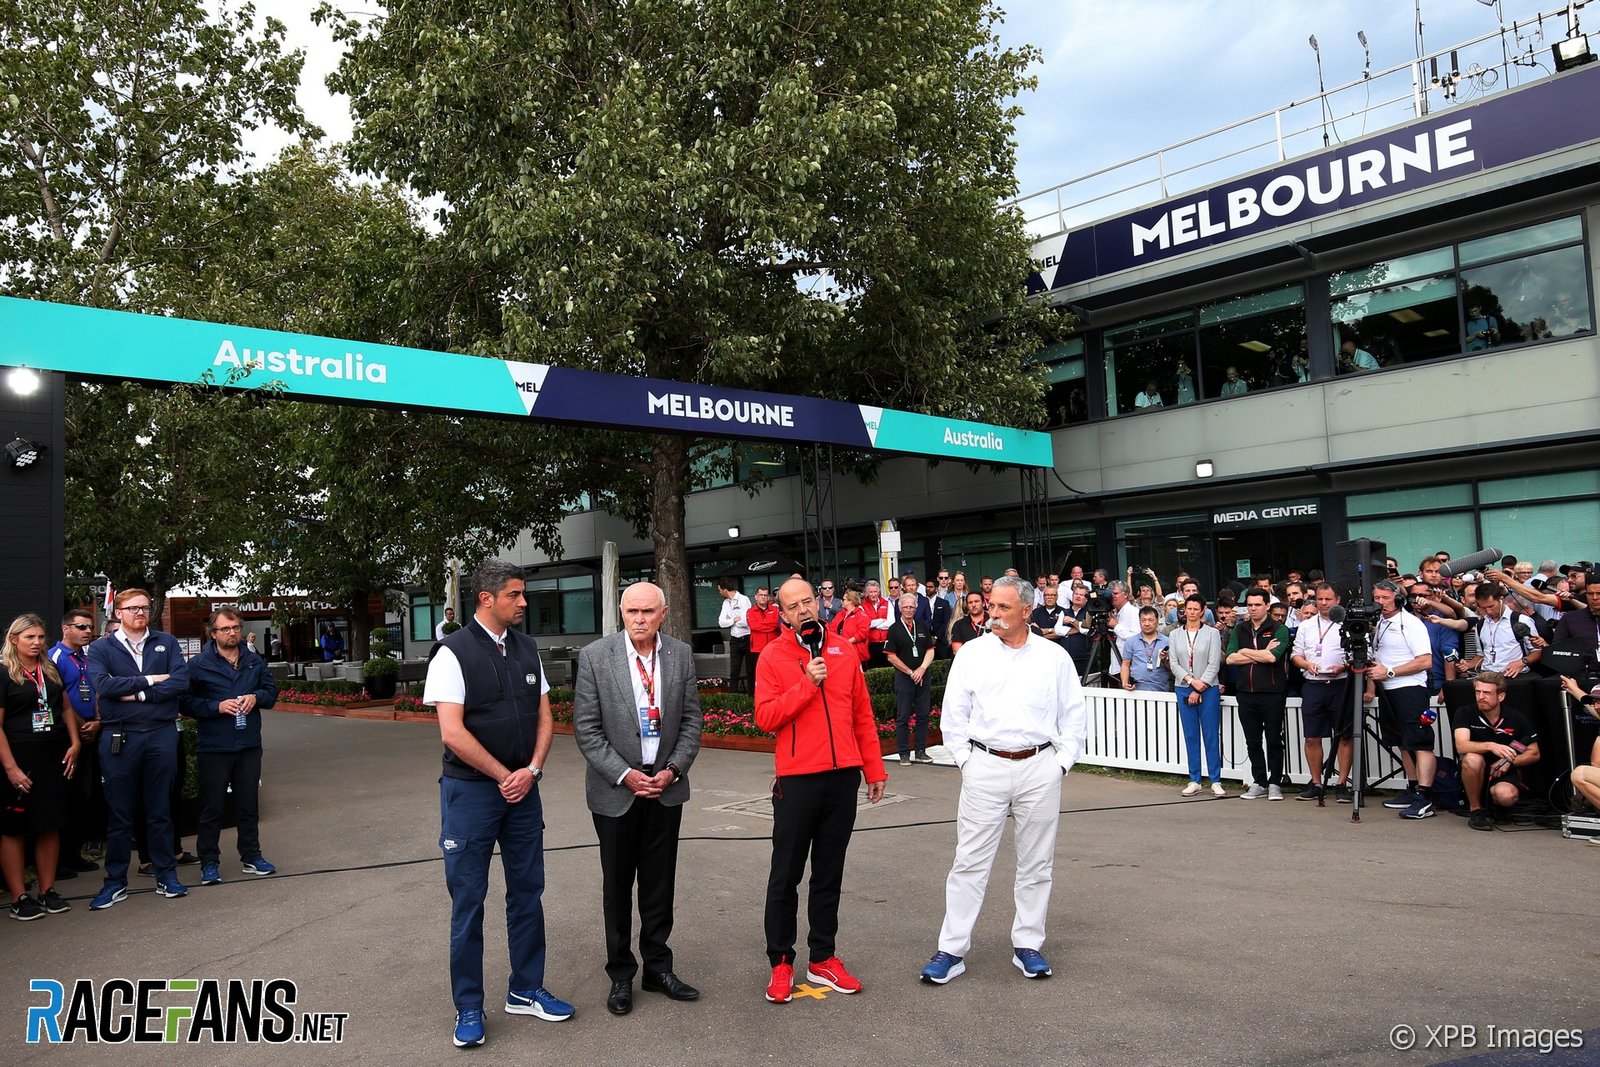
[362,656,398,678]
[547,687,575,706]
[698,692,754,716]
[286,678,365,696]
[323,0,1061,641]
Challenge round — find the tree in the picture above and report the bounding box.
[323,0,1058,642]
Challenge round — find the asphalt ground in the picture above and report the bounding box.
[3,711,1596,1067]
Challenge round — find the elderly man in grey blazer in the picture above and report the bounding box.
[573,582,704,1016]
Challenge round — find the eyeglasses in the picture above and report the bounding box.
[820,585,833,591]
[119,605,151,614]
[68,623,93,631]
[214,625,242,634]
[938,576,950,582]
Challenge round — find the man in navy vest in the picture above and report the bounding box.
[86,588,192,908]
[424,559,573,1048]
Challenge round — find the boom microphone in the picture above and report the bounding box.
[797,618,824,658]
[1439,547,1502,578]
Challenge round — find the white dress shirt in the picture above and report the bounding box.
[718,593,752,637]
[1371,611,1431,689]
[424,618,550,706]
[941,632,1088,774]
[1292,615,1347,678]
[626,636,663,767]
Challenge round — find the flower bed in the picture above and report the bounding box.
[278,686,378,708]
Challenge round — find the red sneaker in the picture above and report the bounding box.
[765,960,794,1003]
[805,956,862,994]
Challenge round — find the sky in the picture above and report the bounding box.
[252,1,1578,214]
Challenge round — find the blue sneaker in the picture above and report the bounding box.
[919,951,966,985]
[1399,796,1436,820]
[1382,789,1418,809]
[89,883,128,911]
[154,876,188,898]
[242,856,277,876]
[452,1008,485,1048]
[200,861,221,886]
[505,987,573,1021]
[1013,947,1053,978]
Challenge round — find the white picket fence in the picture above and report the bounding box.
[1079,687,1460,787]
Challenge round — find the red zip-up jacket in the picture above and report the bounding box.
[747,603,782,654]
[755,628,887,783]
[861,595,891,647]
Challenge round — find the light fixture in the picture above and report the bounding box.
[6,436,44,469]
[5,366,40,396]
[1553,34,1595,72]
[1195,459,1215,479]
[728,525,741,539]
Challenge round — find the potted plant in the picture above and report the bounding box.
[364,632,399,700]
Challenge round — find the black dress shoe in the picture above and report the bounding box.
[641,971,700,1001]
[606,980,633,1015]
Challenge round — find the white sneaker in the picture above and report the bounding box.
[1267,784,1284,801]
[1181,782,1203,797]
[1240,784,1267,800]
[1210,782,1228,797]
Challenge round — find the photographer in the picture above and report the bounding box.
[1453,672,1539,830]
[1365,581,1440,820]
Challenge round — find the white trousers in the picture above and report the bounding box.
[937,747,1063,957]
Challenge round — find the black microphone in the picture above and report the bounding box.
[1439,547,1502,578]
[797,619,824,658]
[1327,605,1346,623]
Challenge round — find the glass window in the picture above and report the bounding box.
[1106,335,1195,414]
[525,576,597,635]
[1103,309,1192,347]
[1198,305,1307,399]
[1346,484,1472,517]
[1481,500,1600,569]
[1479,470,1600,504]
[1460,244,1591,348]
[1328,246,1453,296]
[1458,216,1583,267]
[1346,513,1475,577]
[409,594,441,642]
[1036,339,1088,426]
[1331,273,1459,373]
[1116,513,1212,595]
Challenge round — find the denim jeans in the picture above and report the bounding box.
[440,776,547,1010]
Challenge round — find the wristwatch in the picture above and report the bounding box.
[527,763,543,783]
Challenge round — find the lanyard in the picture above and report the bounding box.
[1314,618,1336,657]
[902,621,919,660]
[1182,626,1200,671]
[25,664,48,710]
[634,648,657,705]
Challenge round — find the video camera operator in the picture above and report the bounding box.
[1363,580,1440,820]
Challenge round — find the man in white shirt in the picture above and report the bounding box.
[918,577,1087,986]
[435,606,457,640]
[1290,583,1353,802]
[1364,581,1439,820]
[716,578,754,694]
[1107,581,1140,675]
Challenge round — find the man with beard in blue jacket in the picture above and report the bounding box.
[182,608,279,886]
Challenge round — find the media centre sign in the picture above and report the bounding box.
[0,297,1053,469]
[1212,499,1320,529]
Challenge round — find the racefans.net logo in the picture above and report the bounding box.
[26,978,348,1045]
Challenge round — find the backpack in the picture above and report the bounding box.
[1430,757,1468,812]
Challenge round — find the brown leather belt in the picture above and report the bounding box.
[971,740,1050,761]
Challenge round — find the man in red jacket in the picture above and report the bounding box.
[746,586,781,655]
[860,579,892,669]
[754,577,887,1005]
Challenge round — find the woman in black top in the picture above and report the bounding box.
[2,613,80,920]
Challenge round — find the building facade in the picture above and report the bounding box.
[482,50,1600,649]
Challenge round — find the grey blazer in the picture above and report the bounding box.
[572,631,703,817]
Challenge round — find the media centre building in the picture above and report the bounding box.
[459,58,1600,650]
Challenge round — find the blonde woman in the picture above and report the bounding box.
[2,614,80,919]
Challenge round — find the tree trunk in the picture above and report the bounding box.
[649,434,693,645]
[347,590,372,661]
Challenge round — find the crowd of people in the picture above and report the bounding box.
[714,550,1600,828]
[1,592,277,921]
